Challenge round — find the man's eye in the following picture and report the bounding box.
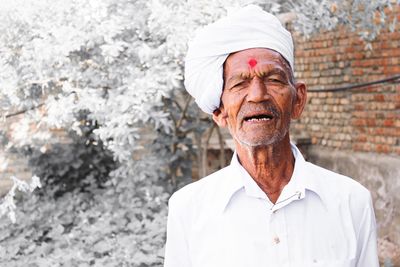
[231,81,246,89]
[271,79,282,83]
[266,76,286,84]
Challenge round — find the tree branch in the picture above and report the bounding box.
[176,95,192,129]
[4,103,45,119]
[200,123,215,178]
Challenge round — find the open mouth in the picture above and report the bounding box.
[244,114,274,122]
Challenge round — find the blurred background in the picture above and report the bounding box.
[0,0,399,266]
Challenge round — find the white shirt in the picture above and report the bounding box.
[164,144,378,267]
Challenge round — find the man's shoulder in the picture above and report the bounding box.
[305,161,376,243]
[168,166,232,210]
[305,161,372,206]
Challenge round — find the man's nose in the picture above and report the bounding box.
[246,78,269,102]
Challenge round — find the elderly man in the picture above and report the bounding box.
[164,5,378,267]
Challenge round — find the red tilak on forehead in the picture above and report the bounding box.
[248,58,257,68]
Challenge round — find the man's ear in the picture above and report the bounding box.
[212,107,228,127]
[291,81,307,119]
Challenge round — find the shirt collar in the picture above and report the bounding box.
[286,143,328,210]
[219,142,327,212]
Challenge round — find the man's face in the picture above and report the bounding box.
[213,48,306,147]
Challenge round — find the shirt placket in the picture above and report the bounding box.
[269,206,289,266]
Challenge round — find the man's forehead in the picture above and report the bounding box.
[224,48,291,76]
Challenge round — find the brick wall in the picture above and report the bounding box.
[291,7,400,155]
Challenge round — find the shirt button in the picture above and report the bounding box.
[273,236,280,244]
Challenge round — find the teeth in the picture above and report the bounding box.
[248,117,271,122]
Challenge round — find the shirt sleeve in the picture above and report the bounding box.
[164,195,192,267]
[355,192,379,267]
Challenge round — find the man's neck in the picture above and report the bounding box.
[235,135,295,204]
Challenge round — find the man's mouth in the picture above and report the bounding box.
[244,113,274,122]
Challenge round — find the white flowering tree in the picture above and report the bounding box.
[0,0,396,265]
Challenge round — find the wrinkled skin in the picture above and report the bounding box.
[213,48,307,203]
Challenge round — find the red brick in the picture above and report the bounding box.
[354,104,364,111]
[352,143,363,151]
[345,46,355,53]
[373,128,385,135]
[376,144,390,154]
[356,134,368,142]
[383,119,395,127]
[374,94,385,102]
[385,112,398,119]
[366,118,376,127]
[363,143,372,152]
[353,119,367,126]
[353,52,364,60]
[352,69,364,76]
[392,66,400,73]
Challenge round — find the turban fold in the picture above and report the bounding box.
[184,5,294,114]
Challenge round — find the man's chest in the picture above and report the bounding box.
[186,194,357,267]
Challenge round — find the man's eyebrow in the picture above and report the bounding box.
[261,67,289,80]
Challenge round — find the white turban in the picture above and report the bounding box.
[184,5,294,114]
